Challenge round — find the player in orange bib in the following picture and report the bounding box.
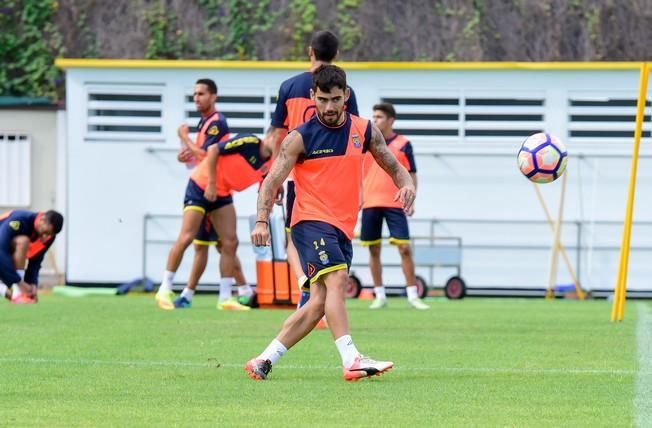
[268,31,358,318]
[246,65,415,382]
[0,210,64,304]
[361,102,429,310]
[156,78,254,311]
[157,132,273,311]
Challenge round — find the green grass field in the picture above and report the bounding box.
[1,295,649,427]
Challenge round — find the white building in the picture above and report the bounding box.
[0,99,65,284]
[53,59,652,296]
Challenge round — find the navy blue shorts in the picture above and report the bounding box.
[285,180,295,231]
[194,214,219,246]
[184,179,233,214]
[291,220,352,286]
[360,207,410,245]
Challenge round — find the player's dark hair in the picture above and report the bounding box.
[196,78,217,94]
[312,64,347,93]
[373,102,396,119]
[44,210,64,234]
[310,31,339,62]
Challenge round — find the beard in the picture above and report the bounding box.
[317,109,343,126]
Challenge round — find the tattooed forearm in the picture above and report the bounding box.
[257,181,276,221]
[369,125,412,189]
[256,133,301,221]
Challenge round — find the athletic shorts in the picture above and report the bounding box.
[184,179,233,214]
[291,220,352,286]
[360,207,410,245]
[194,214,220,246]
[285,180,295,232]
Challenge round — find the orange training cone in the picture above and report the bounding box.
[358,288,374,300]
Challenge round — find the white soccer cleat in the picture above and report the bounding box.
[343,354,393,381]
[369,298,387,309]
[408,298,429,310]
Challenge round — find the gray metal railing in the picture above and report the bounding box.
[142,213,652,290]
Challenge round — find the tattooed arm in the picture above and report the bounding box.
[251,131,304,246]
[368,124,416,213]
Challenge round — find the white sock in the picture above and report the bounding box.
[335,334,360,368]
[237,284,254,297]
[219,277,234,302]
[12,284,22,298]
[406,285,419,301]
[0,283,7,298]
[17,270,25,281]
[180,287,194,301]
[374,286,386,300]
[257,338,287,365]
[159,270,175,293]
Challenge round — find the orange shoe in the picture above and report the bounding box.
[315,317,328,330]
[343,355,393,382]
[11,294,37,305]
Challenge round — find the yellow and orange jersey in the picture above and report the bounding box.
[362,134,416,209]
[0,210,54,286]
[190,133,271,196]
[187,110,229,165]
[291,112,372,240]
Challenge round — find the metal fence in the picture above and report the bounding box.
[142,213,652,296]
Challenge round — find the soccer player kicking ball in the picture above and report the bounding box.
[362,102,429,310]
[246,65,415,381]
[268,31,359,329]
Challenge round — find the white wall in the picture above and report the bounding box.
[0,108,65,277]
[62,64,652,293]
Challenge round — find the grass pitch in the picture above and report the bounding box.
[0,294,645,427]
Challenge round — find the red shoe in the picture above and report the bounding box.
[245,358,272,380]
[343,355,393,382]
[315,317,328,330]
[11,294,37,305]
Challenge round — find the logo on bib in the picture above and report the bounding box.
[352,134,361,148]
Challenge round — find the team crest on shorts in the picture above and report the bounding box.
[207,125,219,135]
[319,250,329,264]
[352,134,361,148]
[9,221,20,231]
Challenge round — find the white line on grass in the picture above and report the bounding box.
[635,303,652,427]
[0,356,641,376]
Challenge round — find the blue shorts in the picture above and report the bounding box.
[360,207,410,245]
[194,214,219,246]
[291,220,352,286]
[184,179,233,214]
[285,180,295,232]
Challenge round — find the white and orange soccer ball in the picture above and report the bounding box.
[517,132,568,184]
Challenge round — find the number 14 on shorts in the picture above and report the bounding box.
[313,237,325,249]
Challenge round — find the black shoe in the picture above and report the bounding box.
[238,292,258,308]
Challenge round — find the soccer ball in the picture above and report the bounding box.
[517,133,568,184]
